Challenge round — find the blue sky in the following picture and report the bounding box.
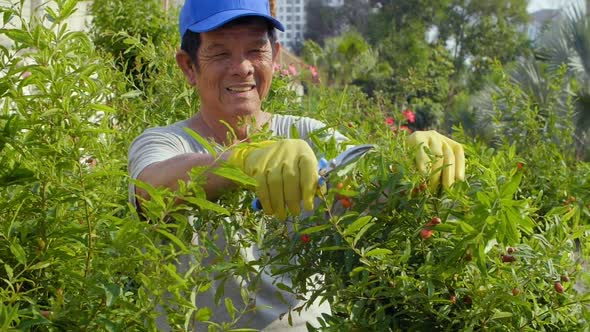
[527,0,585,12]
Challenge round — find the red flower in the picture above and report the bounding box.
[340,197,352,208]
[300,234,311,244]
[402,109,416,123]
[516,162,524,170]
[400,125,413,133]
[385,117,395,126]
[420,229,434,239]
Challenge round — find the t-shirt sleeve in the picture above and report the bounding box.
[299,117,349,146]
[272,115,350,147]
[127,128,188,208]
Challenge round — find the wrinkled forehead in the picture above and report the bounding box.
[201,19,271,44]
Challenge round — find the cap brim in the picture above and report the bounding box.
[185,9,285,34]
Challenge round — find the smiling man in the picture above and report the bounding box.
[127,0,465,330]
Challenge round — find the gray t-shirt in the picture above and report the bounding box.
[127,114,348,331]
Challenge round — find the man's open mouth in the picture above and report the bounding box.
[227,85,255,92]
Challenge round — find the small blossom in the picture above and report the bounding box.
[281,69,290,76]
[339,197,352,208]
[288,64,298,76]
[273,63,281,71]
[21,71,32,79]
[309,65,318,78]
[400,125,413,133]
[385,117,395,126]
[402,109,416,123]
[516,162,523,170]
[300,234,311,243]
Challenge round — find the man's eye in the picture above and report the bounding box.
[214,52,229,58]
[250,49,263,53]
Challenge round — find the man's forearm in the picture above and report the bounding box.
[135,152,235,203]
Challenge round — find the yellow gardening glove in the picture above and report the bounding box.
[229,139,318,220]
[407,130,465,191]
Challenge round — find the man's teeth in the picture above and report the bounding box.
[228,86,253,92]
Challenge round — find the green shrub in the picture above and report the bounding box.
[89,0,177,89]
[1,1,588,331]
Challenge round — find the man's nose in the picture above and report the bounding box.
[229,54,254,76]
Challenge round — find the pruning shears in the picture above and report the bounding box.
[252,144,376,211]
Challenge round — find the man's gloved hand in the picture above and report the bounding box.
[407,130,465,190]
[229,139,318,220]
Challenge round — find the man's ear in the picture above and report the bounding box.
[272,41,281,68]
[176,49,198,86]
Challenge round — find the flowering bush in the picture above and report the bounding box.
[1,1,588,331]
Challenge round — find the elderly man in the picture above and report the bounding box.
[127,0,465,330]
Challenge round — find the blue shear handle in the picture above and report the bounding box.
[252,157,328,212]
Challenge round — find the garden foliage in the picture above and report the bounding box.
[1,1,589,331]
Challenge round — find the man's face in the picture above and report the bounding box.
[194,20,278,120]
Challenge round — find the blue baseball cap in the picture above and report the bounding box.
[179,0,285,38]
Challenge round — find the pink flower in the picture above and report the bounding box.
[309,65,318,78]
[281,69,290,76]
[385,117,395,126]
[273,63,281,71]
[402,109,416,123]
[21,71,32,79]
[288,64,298,76]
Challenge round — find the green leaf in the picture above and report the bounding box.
[434,223,456,232]
[343,215,373,236]
[500,171,522,199]
[28,261,51,270]
[59,0,79,21]
[301,224,332,234]
[0,29,31,45]
[154,228,188,252]
[400,239,412,263]
[211,165,257,187]
[4,264,13,280]
[162,264,186,285]
[365,248,392,257]
[89,104,117,114]
[350,266,366,276]
[195,307,212,322]
[225,298,236,320]
[183,196,229,215]
[120,90,142,98]
[3,9,13,25]
[491,311,513,320]
[317,246,347,251]
[10,242,26,265]
[503,209,521,244]
[276,282,293,292]
[353,222,375,247]
[183,127,216,156]
[457,221,475,234]
[103,284,121,307]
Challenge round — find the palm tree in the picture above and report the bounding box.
[471,5,590,159]
[536,6,590,159]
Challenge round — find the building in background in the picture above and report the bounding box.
[0,0,92,48]
[321,0,344,7]
[275,0,307,51]
[527,9,563,41]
